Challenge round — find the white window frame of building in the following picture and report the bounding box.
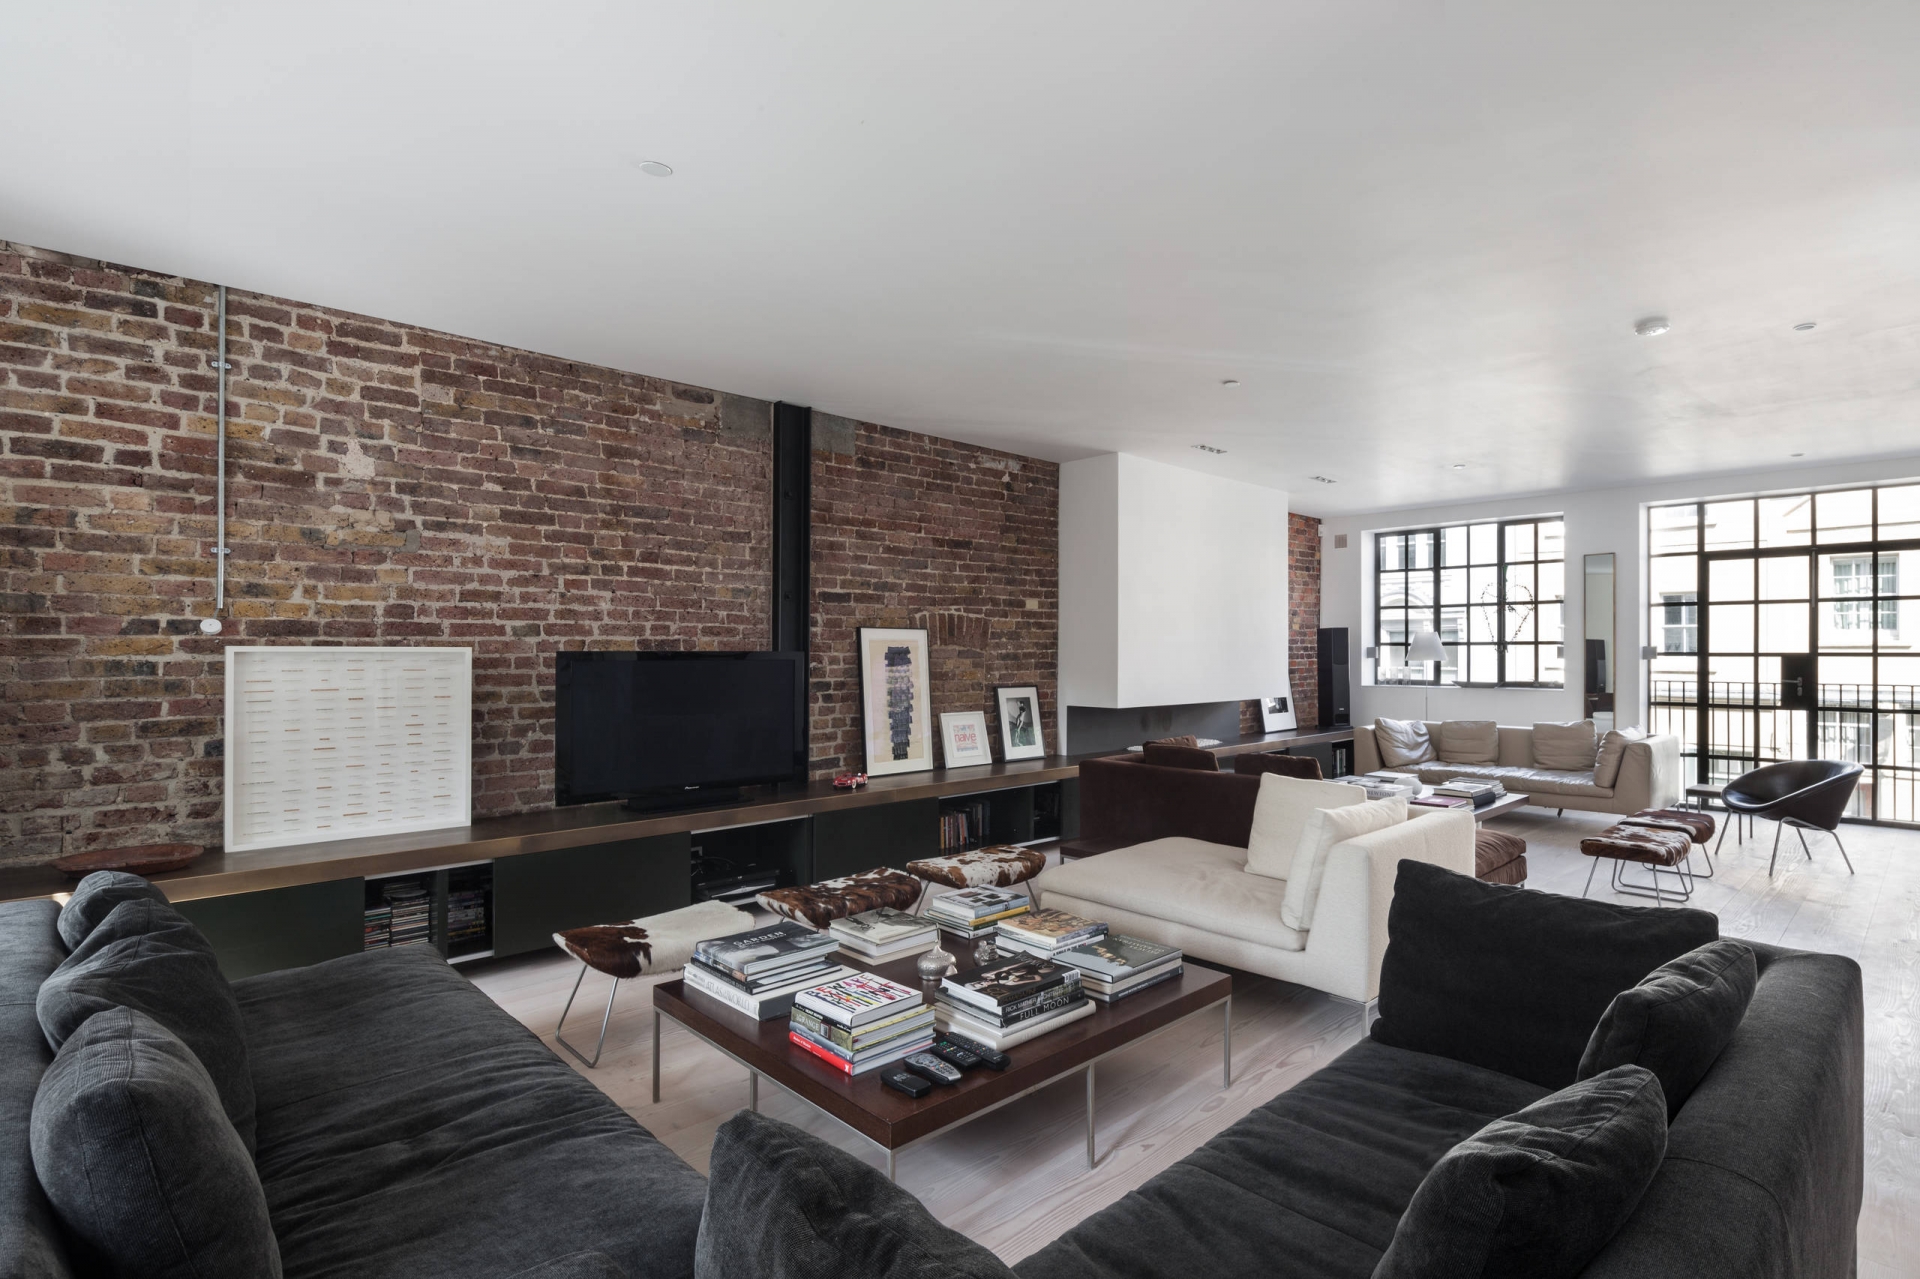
[1661,591,1698,654]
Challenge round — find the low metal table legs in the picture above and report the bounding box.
[651,1009,661,1103]
[1086,1063,1096,1168]
[555,963,620,1069]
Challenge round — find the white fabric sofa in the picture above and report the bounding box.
[1035,782,1475,1004]
[1353,720,1683,816]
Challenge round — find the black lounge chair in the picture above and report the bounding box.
[1714,759,1863,876]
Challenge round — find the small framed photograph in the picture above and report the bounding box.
[995,686,1046,760]
[1261,689,1297,732]
[858,627,934,776]
[939,711,993,768]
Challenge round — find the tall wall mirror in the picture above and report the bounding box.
[1583,552,1616,730]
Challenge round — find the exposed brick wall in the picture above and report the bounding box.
[811,420,1057,774]
[1289,512,1323,730]
[0,241,1057,866]
[1240,510,1323,736]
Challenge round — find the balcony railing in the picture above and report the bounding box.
[1650,680,1920,711]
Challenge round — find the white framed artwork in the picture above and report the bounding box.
[1261,689,1298,732]
[995,685,1046,760]
[858,627,934,777]
[224,646,472,853]
[939,711,993,768]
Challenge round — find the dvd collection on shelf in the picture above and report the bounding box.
[364,879,431,952]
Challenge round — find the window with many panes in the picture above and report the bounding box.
[1374,518,1565,686]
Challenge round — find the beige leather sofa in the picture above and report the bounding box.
[1353,721,1683,816]
[1035,764,1476,1004]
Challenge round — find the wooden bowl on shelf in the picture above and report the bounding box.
[51,843,204,878]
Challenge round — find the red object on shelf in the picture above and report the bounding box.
[833,773,868,790]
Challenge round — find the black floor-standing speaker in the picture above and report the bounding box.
[1318,627,1351,729]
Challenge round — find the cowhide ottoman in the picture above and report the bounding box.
[1580,822,1697,905]
[905,844,1049,906]
[551,898,750,1068]
[1624,807,1717,878]
[757,868,924,930]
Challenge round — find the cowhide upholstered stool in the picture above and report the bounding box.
[1625,807,1718,879]
[905,844,1049,909]
[757,867,924,929]
[1579,823,1697,905]
[552,898,750,1068]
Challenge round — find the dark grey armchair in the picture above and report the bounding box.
[1714,760,1864,876]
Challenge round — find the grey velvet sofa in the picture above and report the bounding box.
[1354,720,1684,816]
[2,897,708,1279]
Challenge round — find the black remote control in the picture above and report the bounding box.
[930,1040,981,1071]
[937,1034,1010,1071]
[882,1069,932,1098]
[902,1052,963,1085]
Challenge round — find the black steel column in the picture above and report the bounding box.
[772,402,811,656]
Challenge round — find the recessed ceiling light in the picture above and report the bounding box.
[1192,444,1228,454]
[635,160,674,177]
[1219,379,1241,388]
[1791,452,1805,458]
[1793,321,1817,331]
[1309,475,1337,484]
[1634,316,1671,337]
[1451,463,1467,470]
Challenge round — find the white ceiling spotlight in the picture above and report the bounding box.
[1451,463,1467,470]
[1309,475,1337,484]
[1192,443,1228,454]
[1633,316,1671,337]
[1793,321,1818,331]
[1219,379,1241,388]
[634,160,674,177]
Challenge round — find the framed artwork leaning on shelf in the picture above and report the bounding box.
[939,711,994,768]
[1261,688,1298,732]
[995,685,1046,760]
[858,627,934,776]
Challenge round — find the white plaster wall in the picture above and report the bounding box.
[1060,453,1290,712]
[1316,454,1920,731]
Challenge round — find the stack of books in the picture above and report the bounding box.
[829,907,939,962]
[938,799,993,851]
[683,922,851,1020]
[1053,934,1184,1003]
[923,886,1032,940]
[1434,779,1505,808]
[383,880,432,948]
[934,956,1091,1050]
[362,900,391,951]
[995,907,1107,960]
[789,974,933,1074]
[1339,772,1421,800]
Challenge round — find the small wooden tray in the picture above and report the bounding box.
[52,843,203,878]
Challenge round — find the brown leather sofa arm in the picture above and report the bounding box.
[1076,756,1261,851]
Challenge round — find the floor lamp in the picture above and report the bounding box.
[1408,629,1448,721]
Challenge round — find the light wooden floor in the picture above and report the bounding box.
[467,810,1918,1274]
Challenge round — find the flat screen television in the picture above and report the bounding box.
[554,651,807,809]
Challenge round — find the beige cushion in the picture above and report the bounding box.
[1373,718,1436,768]
[1034,837,1306,952]
[1531,720,1597,771]
[1437,720,1499,764]
[1594,727,1648,788]
[1245,773,1368,881]
[1280,797,1408,930]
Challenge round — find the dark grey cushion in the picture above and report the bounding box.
[1014,1038,1550,1279]
[1372,860,1719,1088]
[236,946,708,1279]
[36,898,256,1152]
[55,871,170,952]
[1579,940,1757,1119]
[30,1006,282,1278]
[1373,1065,1668,1279]
[0,901,77,1279]
[697,1110,1015,1279]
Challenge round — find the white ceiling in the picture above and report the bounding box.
[7,1,1920,514]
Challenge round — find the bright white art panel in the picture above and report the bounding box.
[224,646,472,853]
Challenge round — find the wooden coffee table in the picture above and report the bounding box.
[652,943,1233,1181]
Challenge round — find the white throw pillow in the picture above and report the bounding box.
[1593,727,1648,788]
[1531,720,1598,772]
[1245,773,1367,881]
[1279,797,1409,931]
[1437,720,1500,764]
[1374,718,1436,768]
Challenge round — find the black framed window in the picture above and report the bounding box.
[1374,517,1565,687]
